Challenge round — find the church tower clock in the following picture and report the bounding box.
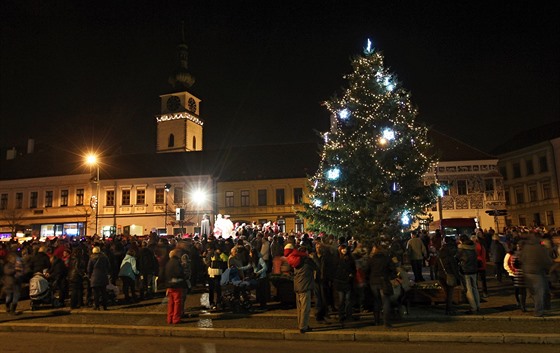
[156,24,203,153]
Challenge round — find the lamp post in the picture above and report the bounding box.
[164,183,171,235]
[86,154,100,238]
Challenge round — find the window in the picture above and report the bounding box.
[276,188,285,205]
[539,156,548,173]
[76,188,84,206]
[136,189,145,205]
[546,211,555,226]
[528,185,537,202]
[106,190,115,206]
[45,191,53,208]
[15,192,23,209]
[168,134,175,147]
[293,188,303,205]
[193,136,197,150]
[512,163,521,178]
[499,167,508,180]
[533,213,541,226]
[174,187,183,204]
[155,187,165,204]
[457,180,467,195]
[484,179,494,193]
[295,218,304,233]
[518,215,527,226]
[542,182,552,200]
[240,190,250,206]
[258,189,267,206]
[225,191,234,207]
[525,159,534,175]
[515,187,524,204]
[30,192,38,208]
[504,190,510,206]
[122,189,131,206]
[60,190,68,207]
[0,193,7,210]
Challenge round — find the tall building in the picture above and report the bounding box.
[157,26,203,153]
[494,122,560,230]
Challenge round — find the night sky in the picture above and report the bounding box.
[1,1,558,155]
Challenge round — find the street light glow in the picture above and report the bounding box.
[191,189,208,205]
[86,153,98,165]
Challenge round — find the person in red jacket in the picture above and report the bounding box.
[472,233,488,298]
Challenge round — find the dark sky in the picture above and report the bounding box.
[1,1,558,155]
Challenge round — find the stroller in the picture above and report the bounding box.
[29,272,56,310]
[220,267,255,313]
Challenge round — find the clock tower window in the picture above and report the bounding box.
[168,134,175,147]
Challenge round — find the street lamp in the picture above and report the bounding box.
[164,183,171,235]
[86,154,100,238]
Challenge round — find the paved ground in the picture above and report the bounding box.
[1,270,559,344]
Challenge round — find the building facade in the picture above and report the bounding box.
[497,134,559,229]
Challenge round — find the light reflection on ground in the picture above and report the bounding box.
[197,318,213,328]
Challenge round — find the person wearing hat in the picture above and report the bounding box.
[87,246,111,310]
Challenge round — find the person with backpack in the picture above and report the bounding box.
[118,249,139,303]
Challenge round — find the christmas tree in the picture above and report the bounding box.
[300,40,438,239]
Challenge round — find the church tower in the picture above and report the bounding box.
[156,23,203,153]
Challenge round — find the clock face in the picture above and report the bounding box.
[166,96,181,112]
[187,97,197,112]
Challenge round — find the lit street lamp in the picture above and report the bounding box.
[86,154,100,238]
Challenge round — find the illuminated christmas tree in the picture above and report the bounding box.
[301,40,438,238]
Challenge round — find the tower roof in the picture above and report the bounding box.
[168,21,195,90]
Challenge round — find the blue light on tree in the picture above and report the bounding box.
[382,128,395,141]
[401,211,411,226]
[313,199,323,207]
[338,109,350,120]
[326,167,341,180]
[364,38,374,55]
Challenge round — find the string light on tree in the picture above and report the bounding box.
[298,38,438,238]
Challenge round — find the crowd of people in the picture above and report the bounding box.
[0,223,558,332]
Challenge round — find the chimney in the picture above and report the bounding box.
[6,147,16,160]
[27,138,35,154]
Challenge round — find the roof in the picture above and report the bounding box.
[0,130,495,182]
[0,142,321,182]
[491,121,560,155]
[428,129,497,162]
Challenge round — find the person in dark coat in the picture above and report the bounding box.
[67,247,86,309]
[311,240,336,322]
[456,234,480,314]
[48,250,68,306]
[28,246,51,275]
[489,234,507,282]
[367,241,396,328]
[165,249,187,324]
[437,236,460,315]
[87,246,111,310]
[2,251,23,314]
[137,241,159,300]
[293,246,318,333]
[520,232,553,317]
[333,244,356,325]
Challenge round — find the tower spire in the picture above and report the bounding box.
[168,21,195,90]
